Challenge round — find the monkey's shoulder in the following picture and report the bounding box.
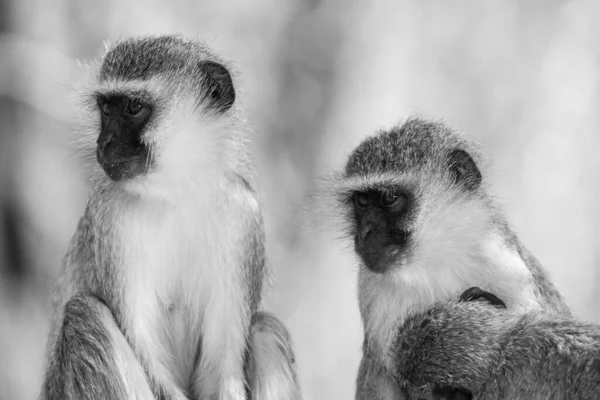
[394,300,506,376]
[394,297,600,399]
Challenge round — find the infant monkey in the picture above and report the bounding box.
[395,287,600,400]
[40,35,299,400]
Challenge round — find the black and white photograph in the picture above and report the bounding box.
[1,1,599,399]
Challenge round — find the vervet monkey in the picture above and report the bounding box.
[393,287,600,400]
[40,35,300,400]
[331,117,570,399]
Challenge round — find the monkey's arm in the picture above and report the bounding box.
[41,296,300,400]
[40,294,153,400]
[393,290,600,400]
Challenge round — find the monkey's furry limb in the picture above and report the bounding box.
[393,292,600,400]
[41,297,299,400]
[41,295,154,400]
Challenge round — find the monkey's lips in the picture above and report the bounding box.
[357,231,412,274]
[364,247,406,273]
[96,147,150,181]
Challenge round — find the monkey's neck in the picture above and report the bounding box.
[358,228,564,368]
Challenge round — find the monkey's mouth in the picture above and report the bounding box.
[357,230,412,274]
[96,146,151,182]
[366,246,409,273]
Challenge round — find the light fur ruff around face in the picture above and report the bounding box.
[75,35,254,200]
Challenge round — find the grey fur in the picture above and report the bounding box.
[98,35,236,113]
[99,36,223,82]
[40,35,299,400]
[245,312,301,400]
[393,293,600,399]
[338,118,571,399]
[41,295,135,400]
[42,296,299,400]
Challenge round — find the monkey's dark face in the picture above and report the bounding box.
[352,188,413,273]
[96,95,153,181]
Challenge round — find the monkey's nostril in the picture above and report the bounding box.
[100,137,113,150]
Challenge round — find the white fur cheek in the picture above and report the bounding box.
[393,192,493,300]
[157,129,216,178]
[126,115,237,201]
[401,192,538,311]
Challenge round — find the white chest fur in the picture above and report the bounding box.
[102,179,256,386]
[359,235,539,370]
[118,196,216,306]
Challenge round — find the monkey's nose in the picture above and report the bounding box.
[356,224,372,246]
[96,134,113,161]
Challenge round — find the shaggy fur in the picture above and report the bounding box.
[40,35,299,400]
[394,290,600,400]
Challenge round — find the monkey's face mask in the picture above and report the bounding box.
[96,95,153,181]
[351,189,413,273]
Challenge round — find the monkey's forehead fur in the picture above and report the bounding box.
[99,35,231,83]
[344,118,483,178]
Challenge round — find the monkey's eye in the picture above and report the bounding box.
[354,193,369,209]
[126,99,144,116]
[99,101,110,116]
[380,192,404,209]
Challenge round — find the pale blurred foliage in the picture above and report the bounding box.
[0,1,599,399]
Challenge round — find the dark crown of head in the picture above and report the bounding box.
[99,35,220,82]
[344,118,474,178]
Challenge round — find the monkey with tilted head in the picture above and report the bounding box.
[40,35,300,400]
[331,117,571,399]
[392,286,600,400]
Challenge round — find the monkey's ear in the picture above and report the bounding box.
[199,61,236,113]
[447,149,482,191]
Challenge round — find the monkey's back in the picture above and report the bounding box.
[480,313,600,400]
[395,300,600,400]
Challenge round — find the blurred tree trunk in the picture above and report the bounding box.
[0,0,28,287]
[266,1,345,207]
[263,0,351,301]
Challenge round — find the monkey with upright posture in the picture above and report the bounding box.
[40,35,299,400]
[332,118,570,399]
[393,287,600,400]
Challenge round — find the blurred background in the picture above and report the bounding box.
[1,0,600,399]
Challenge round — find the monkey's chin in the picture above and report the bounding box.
[100,160,149,182]
[97,145,152,182]
[362,247,408,274]
[97,151,150,183]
